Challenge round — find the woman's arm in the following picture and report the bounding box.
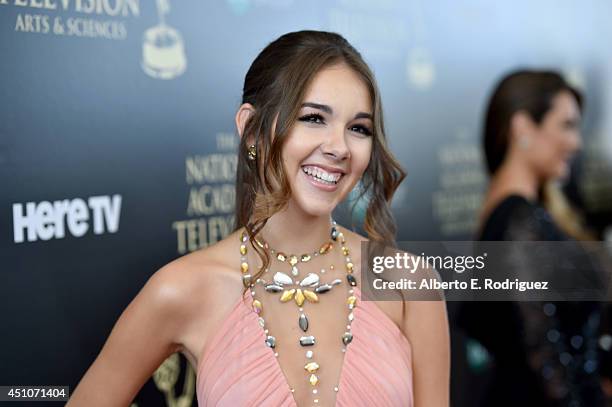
[403,292,450,406]
[67,264,193,406]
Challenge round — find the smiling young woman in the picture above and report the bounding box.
[68,30,450,407]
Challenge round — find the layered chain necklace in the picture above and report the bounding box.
[239,220,358,405]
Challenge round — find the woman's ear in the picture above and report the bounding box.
[509,110,536,146]
[235,103,255,141]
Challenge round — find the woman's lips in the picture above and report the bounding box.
[301,168,342,192]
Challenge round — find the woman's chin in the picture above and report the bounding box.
[293,196,337,218]
[561,159,573,176]
[549,163,570,182]
[306,205,336,218]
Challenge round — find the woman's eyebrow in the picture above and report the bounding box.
[354,112,373,120]
[302,102,372,120]
[302,102,332,114]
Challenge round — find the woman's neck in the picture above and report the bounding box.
[256,203,334,254]
[488,156,540,203]
[478,157,541,232]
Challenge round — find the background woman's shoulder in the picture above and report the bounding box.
[480,194,560,240]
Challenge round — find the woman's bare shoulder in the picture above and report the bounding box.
[145,231,246,364]
[140,230,245,339]
[153,230,244,306]
[67,232,246,405]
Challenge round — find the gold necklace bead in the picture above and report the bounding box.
[289,255,299,266]
[347,295,357,307]
[309,374,319,386]
[294,289,305,306]
[304,362,320,373]
[280,289,296,302]
[319,242,333,254]
[303,290,319,303]
[252,299,262,314]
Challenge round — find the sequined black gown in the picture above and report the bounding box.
[458,195,604,407]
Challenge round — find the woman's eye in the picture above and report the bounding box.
[299,113,325,124]
[563,121,578,130]
[350,125,373,136]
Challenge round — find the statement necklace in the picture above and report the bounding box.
[254,233,336,277]
[239,221,358,405]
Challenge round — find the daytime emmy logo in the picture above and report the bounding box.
[141,0,187,80]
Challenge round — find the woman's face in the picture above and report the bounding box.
[282,63,374,217]
[529,91,582,181]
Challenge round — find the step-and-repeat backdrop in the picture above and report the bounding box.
[2,1,611,405]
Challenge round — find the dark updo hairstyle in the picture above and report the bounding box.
[483,69,583,175]
[483,69,595,240]
[234,30,406,284]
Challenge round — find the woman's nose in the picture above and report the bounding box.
[569,131,582,152]
[322,127,350,161]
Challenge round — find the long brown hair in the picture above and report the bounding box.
[234,30,406,285]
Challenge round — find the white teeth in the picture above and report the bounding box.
[302,166,342,185]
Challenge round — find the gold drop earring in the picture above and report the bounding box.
[247,144,257,160]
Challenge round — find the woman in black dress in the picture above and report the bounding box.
[459,70,604,406]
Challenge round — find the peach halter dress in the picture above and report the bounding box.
[196,286,414,406]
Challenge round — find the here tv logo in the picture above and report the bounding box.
[12,194,122,243]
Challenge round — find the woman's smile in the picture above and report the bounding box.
[300,164,345,192]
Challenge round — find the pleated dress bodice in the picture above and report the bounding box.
[196,286,413,406]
